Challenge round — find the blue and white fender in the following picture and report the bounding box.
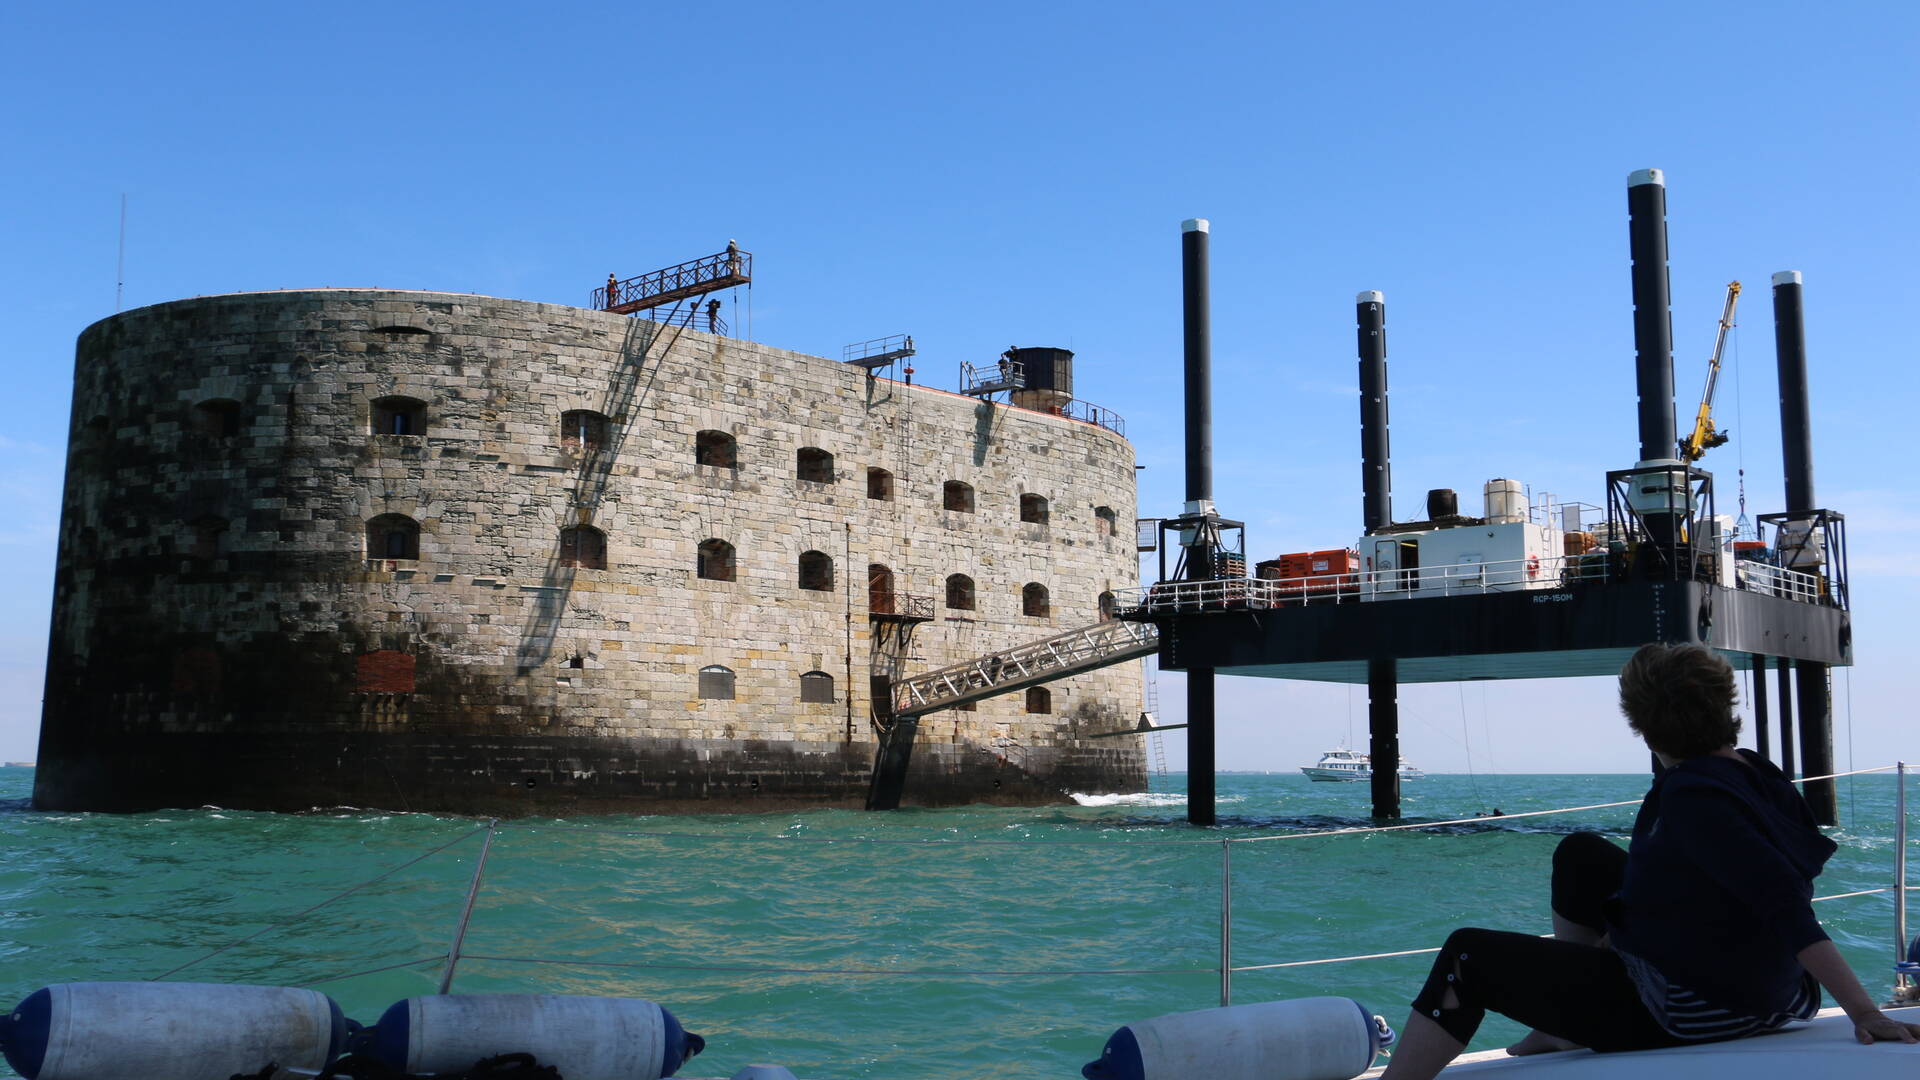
[363,994,704,1079]
[1083,996,1394,1080]
[0,981,347,1080]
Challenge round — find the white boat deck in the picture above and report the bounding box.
[1361,1004,1920,1078]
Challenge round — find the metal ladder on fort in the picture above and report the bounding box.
[1142,658,1170,790]
[890,619,1159,716]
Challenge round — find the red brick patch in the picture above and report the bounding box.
[355,650,416,693]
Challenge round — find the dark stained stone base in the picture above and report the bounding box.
[30,731,1147,817]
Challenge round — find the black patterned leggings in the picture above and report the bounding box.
[1407,832,1689,1052]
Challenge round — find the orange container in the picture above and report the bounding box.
[1269,549,1359,592]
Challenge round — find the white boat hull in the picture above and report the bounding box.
[1359,1005,1920,1077]
[1299,765,1425,783]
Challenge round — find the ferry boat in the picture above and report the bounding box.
[1301,747,1425,782]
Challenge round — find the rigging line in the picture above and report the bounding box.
[296,954,449,989]
[1845,666,1857,831]
[462,885,1903,991]
[457,954,1214,978]
[1236,889,1893,973]
[470,890,1902,986]
[1233,765,1907,846]
[147,826,487,981]
[1458,683,1484,808]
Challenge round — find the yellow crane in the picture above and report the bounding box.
[1681,280,1742,462]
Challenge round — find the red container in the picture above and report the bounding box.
[1267,549,1359,596]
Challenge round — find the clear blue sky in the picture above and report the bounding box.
[3,2,1915,773]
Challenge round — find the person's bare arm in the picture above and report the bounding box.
[1798,939,1920,1044]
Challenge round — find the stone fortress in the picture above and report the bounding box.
[34,289,1147,814]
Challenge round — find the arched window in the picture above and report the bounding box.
[796,446,834,482]
[561,410,608,453]
[560,525,607,570]
[697,430,738,468]
[868,563,895,615]
[1098,590,1116,621]
[193,399,242,438]
[698,539,736,582]
[1020,493,1049,524]
[944,481,975,513]
[189,516,227,561]
[799,550,834,591]
[371,396,426,436]
[945,573,975,611]
[367,514,420,560]
[1022,582,1050,618]
[867,467,894,501]
[699,665,735,700]
[1094,506,1117,536]
[1026,687,1052,714]
[800,671,835,703]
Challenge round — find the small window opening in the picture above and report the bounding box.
[1025,687,1052,714]
[699,664,736,700]
[799,550,835,591]
[1022,582,1051,618]
[797,446,834,482]
[800,670,835,703]
[1095,506,1117,536]
[867,467,894,501]
[944,481,975,513]
[193,399,243,438]
[954,700,977,713]
[945,573,976,611]
[367,514,420,560]
[372,396,426,437]
[562,410,608,453]
[373,325,431,337]
[698,539,736,582]
[1099,591,1116,621]
[560,525,607,570]
[568,654,586,669]
[697,430,738,468]
[1020,493,1049,525]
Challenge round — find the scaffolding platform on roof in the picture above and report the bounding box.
[844,334,916,370]
[594,244,751,315]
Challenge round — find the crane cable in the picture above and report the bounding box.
[1732,312,1753,540]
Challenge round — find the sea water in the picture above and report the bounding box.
[1,765,1909,1079]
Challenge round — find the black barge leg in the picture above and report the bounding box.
[1777,662,1796,780]
[1188,667,1216,826]
[1797,660,1837,826]
[1368,658,1401,819]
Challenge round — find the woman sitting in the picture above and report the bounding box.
[1380,643,1918,1078]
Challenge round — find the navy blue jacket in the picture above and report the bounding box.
[1605,749,1837,1017]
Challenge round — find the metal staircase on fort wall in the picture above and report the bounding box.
[889,618,1159,716]
[867,619,1160,810]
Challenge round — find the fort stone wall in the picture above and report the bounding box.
[35,290,1146,814]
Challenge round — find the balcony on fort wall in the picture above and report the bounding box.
[869,592,935,624]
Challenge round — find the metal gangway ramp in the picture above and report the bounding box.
[867,619,1160,810]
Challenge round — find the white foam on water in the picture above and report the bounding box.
[1069,791,1188,807]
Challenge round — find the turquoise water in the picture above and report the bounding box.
[1,765,1910,1079]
